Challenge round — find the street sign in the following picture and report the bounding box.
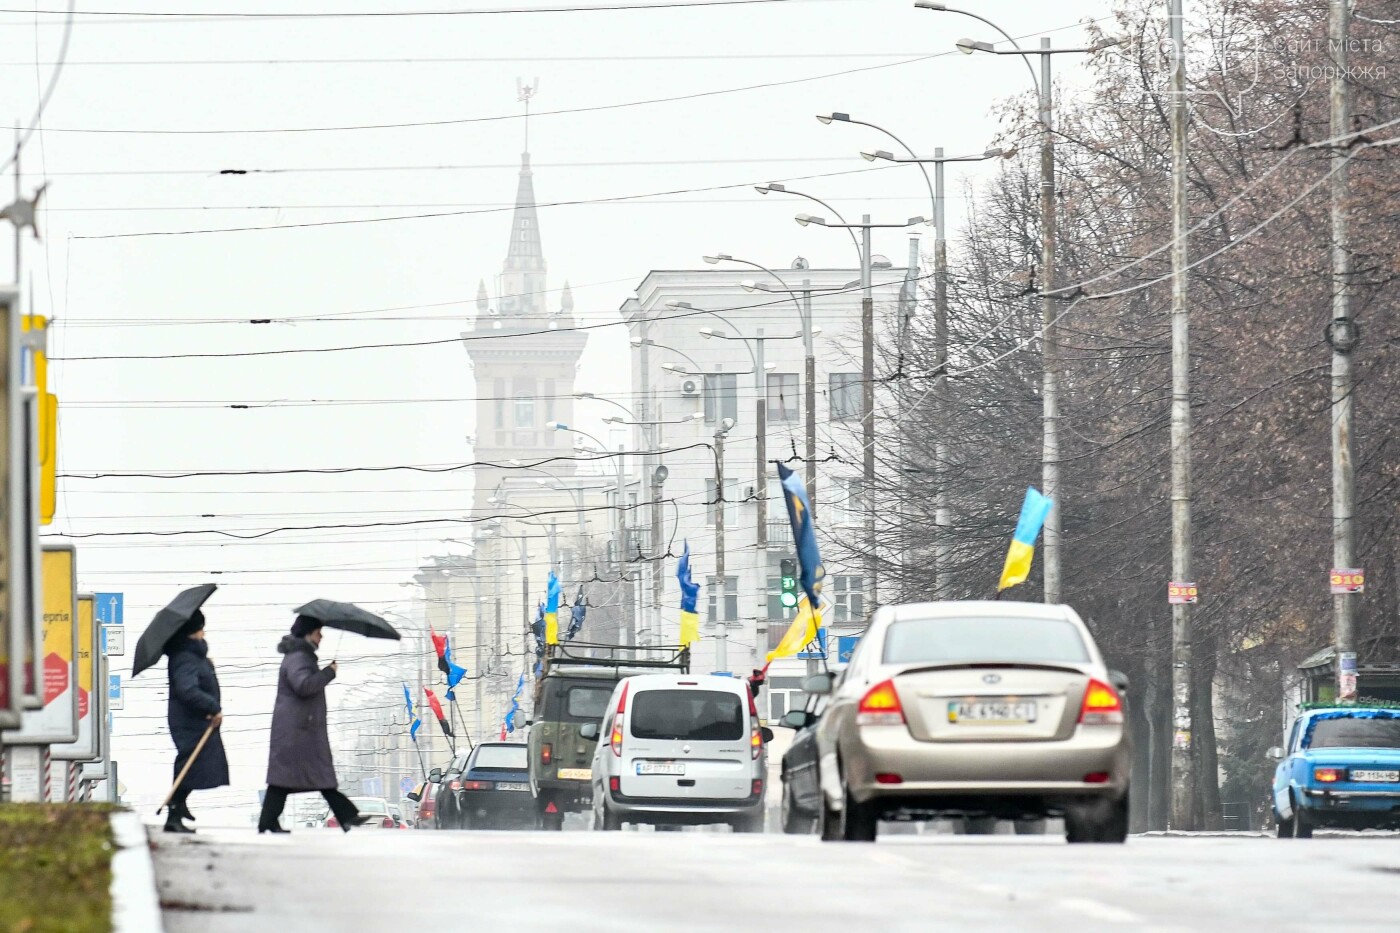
[836,636,861,665]
[107,673,123,711]
[102,626,125,657]
[361,777,383,797]
[95,593,123,627]
[1167,582,1198,605]
[400,776,415,796]
[1330,568,1365,594]
[797,627,829,660]
[9,546,80,744]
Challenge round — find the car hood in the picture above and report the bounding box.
[1300,747,1400,766]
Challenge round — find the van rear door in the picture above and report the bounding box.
[621,687,750,800]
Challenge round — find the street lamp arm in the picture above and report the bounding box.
[918,2,1040,94]
[837,116,936,226]
[714,255,808,328]
[759,184,862,258]
[574,393,636,420]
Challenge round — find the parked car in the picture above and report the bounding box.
[325,796,405,829]
[804,600,1131,843]
[778,693,825,834]
[590,674,771,832]
[441,743,534,830]
[1269,706,1400,837]
[432,753,472,830]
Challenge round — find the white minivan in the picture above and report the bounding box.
[587,674,772,832]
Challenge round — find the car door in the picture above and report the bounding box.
[786,695,826,814]
[1273,717,1303,816]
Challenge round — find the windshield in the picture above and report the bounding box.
[882,616,1090,665]
[471,745,528,770]
[1308,717,1400,750]
[349,798,388,814]
[630,689,744,742]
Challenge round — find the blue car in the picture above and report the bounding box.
[1269,707,1400,837]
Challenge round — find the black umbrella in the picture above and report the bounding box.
[132,584,218,677]
[293,599,401,641]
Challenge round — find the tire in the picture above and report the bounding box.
[781,785,816,835]
[733,811,766,834]
[1274,808,1293,838]
[596,802,621,832]
[964,816,998,835]
[1065,794,1129,844]
[819,790,843,842]
[842,788,878,842]
[1013,818,1047,836]
[540,811,564,832]
[1291,799,1313,839]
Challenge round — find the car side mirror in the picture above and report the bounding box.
[579,722,600,741]
[760,726,774,743]
[1266,746,1285,761]
[428,768,443,783]
[1109,670,1130,694]
[801,672,835,696]
[779,709,812,730]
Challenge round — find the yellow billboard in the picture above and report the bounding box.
[55,594,98,761]
[9,545,78,743]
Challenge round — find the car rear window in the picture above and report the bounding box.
[351,798,387,814]
[882,616,1090,665]
[472,745,528,770]
[1309,717,1400,749]
[630,689,744,742]
[567,685,613,720]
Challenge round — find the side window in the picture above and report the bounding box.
[1287,717,1302,753]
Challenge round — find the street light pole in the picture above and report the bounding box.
[860,216,876,606]
[713,419,733,670]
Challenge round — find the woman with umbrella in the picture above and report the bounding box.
[257,601,399,833]
[131,584,228,834]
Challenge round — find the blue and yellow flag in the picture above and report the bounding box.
[777,464,825,605]
[544,571,561,644]
[766,594,820,663]
[403,682,422,742]
[998,487,1054,591]
[677,542,700,647]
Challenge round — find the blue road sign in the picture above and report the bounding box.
[108,674,121,699]
[798,627,830,660]
[836,636,861,664]
[362,777,383,797]
[95,593,124,627]
[400,776,414,796]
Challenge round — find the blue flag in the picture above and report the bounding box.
[532,602,546,657]
[503,674,526,734]
[777,463,826,605]
[443,635,468,701]
[403,682,422,742]
[567,587,587,641]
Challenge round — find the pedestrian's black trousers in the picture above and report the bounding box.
[258,785,359,829]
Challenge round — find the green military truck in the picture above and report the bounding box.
[528,642,689,831]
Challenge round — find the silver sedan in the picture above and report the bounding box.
[807,600,1131,843]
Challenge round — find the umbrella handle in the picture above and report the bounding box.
[332,627,345,662]
[157,722,216,815]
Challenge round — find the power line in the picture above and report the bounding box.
[0,0,837,21]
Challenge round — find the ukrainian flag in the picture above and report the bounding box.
[776,464,825,605]
[677,543,700,647]
[544,571,561,644]
[998,487,1055,591]
[766,594,820,663]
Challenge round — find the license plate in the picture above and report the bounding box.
[1351,769,1400,783]
[636,760,685,776]
[556,768,591,780]
[496,782,529,792]
[948,700,1037,723]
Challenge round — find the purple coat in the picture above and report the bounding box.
[265,635,338,790]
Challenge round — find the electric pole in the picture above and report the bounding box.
[1167,0,1196,830]
[713,421,730,671]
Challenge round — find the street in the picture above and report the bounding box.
[150,828,1400,932]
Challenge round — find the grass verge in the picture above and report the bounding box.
[0,804,118,933]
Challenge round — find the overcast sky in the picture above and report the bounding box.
[4,0,1113,810]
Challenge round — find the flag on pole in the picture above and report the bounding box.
[442,635,468,701]
[503,674,525,733]
[997,487,1055,592]
[423,687,453,737]
[429,626,449,675]
[776,464,825,605]
[677,542,700,647]
[766,594,820,663]
[532,603,546,656]
[403,683,422,742]
[567,586,587,641]
[544,571,561,645]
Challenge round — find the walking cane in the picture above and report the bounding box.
[156,722,215,815]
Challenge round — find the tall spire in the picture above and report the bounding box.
[499,79,545,318]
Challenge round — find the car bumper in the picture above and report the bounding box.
[607,787,765,821]
[1301,787,1400,812]
[841,723,1130,804]
[460,789,535,818]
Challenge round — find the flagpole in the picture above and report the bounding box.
[451,698,474,751]
[412,739,428,780]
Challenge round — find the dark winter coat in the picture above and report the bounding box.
[166,638,230,791]
[266,635,338,791]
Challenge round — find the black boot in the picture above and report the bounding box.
[164,813,194,834]
[176,801,196,822]
[258,821,290,834]
[341,814,373,832]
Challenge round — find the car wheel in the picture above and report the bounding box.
[1291,799,1313,839]
[596,802,621,832]
[781,786,816,835]
[541,811,564,832]
[819,789,844,842]
[964,816,998,835]
[1274,808,1293,838]
[842,788,878,842]
[1013,818,1046,836]
[1065,794,1128,844]
[733,811,765,834]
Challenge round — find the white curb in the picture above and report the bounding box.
[110,811,166,933]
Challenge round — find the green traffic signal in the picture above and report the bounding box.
[779,559,798,609]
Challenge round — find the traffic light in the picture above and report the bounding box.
[779,558,798,610]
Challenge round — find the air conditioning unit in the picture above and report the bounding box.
[680,378,701,397]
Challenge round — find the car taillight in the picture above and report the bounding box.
[752,779,764,797]
[542,743,553,765]
[1314,767,1344,783]
[326,817,339,828]
[463,780,494,791]
[449,780,461,791]
[747,687,764,758]
[609,776,621,793]
[857,679,905,726]
[611,682,629,757]
[381,817,395,828]
[1078,678,1124,725]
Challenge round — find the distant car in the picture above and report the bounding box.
[778,692,824,834]
[806,601,1131,843]
[590,674,771,832]
[443,743,534,830]
[326,796,405,830]
[1270,706,1400,837]
[412,780,441,830]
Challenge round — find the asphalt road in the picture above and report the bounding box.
[150,826,1400,933]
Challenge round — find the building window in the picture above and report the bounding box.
[706,575,738,623]
[704,373,738,423]
[829,477,866,526]
[513,397,535,428]
[832,575,865,624]
[767,373,799,422]
[829,372,861,421]
[705,479,740,527]
[494,378,506,429]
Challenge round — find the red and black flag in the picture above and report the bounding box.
[423,687,453,737]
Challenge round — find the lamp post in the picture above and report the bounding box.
[713,417,735,670]
[917,0,1118,604]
